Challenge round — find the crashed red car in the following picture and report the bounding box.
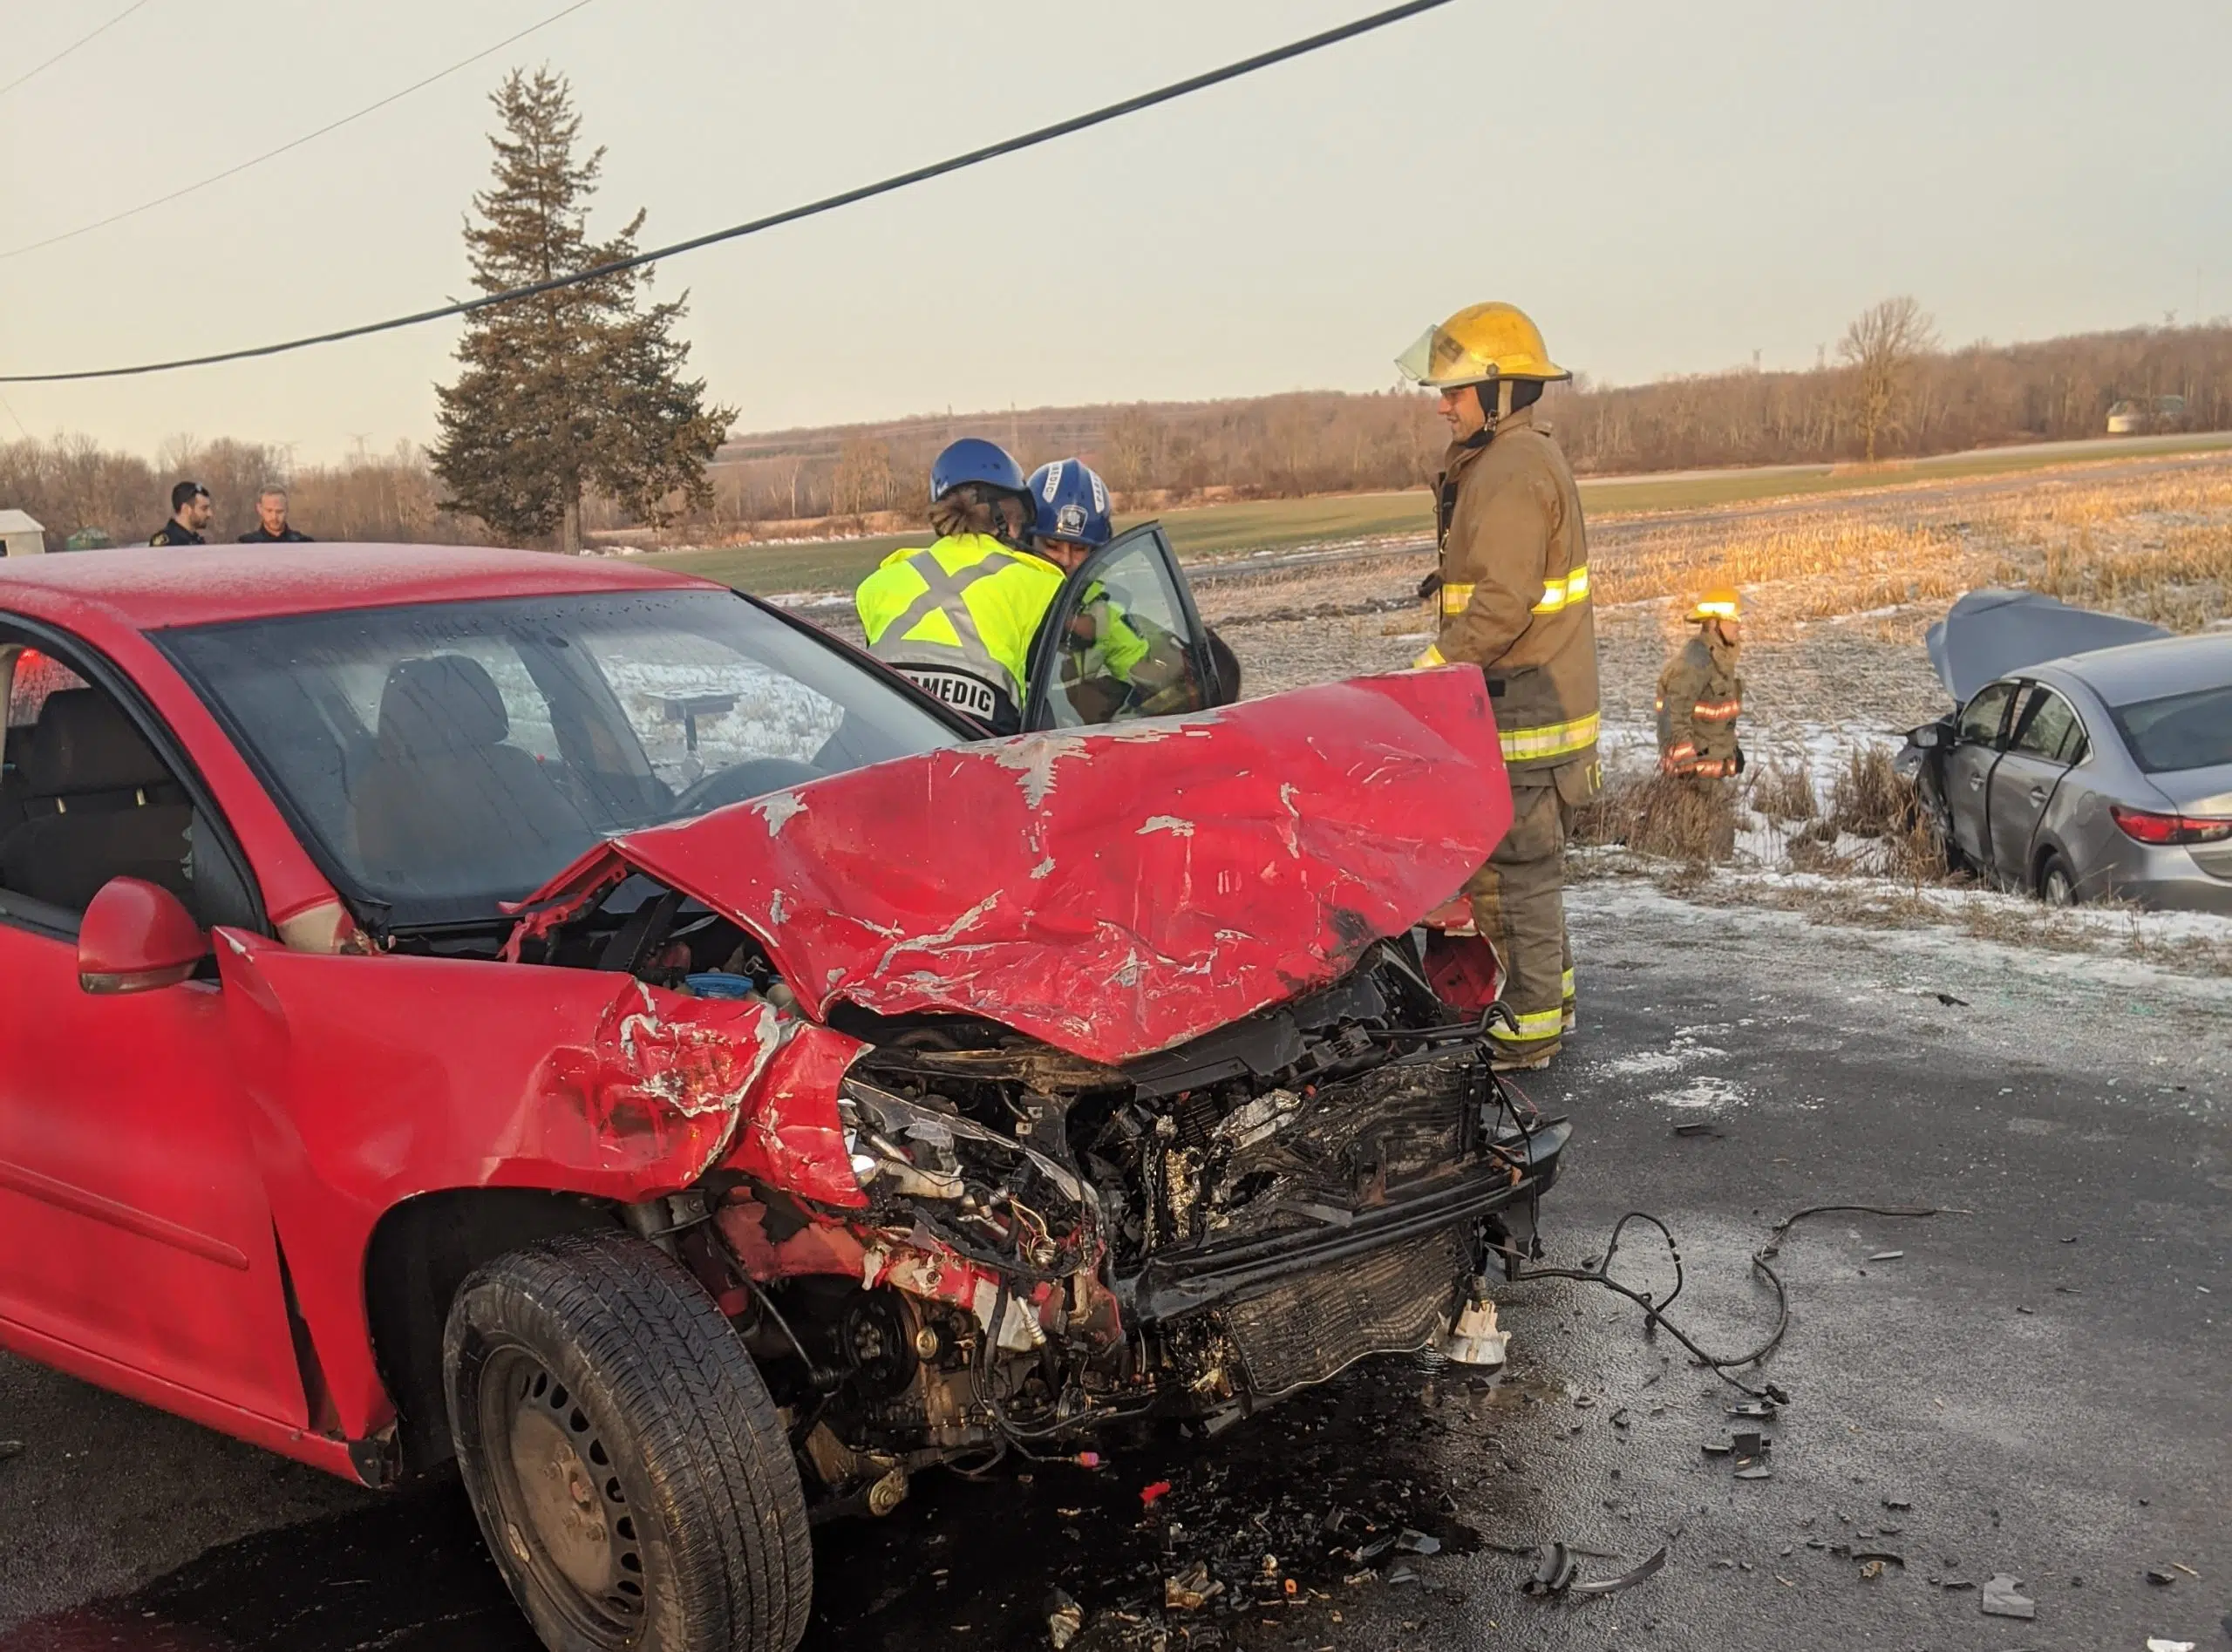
[0,543,1565,1652]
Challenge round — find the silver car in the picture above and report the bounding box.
[1897,592,2232,913]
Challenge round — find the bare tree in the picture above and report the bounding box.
[1840,296,1939,462]
[830,437,895,517]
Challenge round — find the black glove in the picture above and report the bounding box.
[1417,572,1444,602]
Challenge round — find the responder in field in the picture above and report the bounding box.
[1657,588,1745,778]
[1398,303,1600,1069]
[855,438,1061,734]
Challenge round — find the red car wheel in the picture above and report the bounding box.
[445,1230,812,1652]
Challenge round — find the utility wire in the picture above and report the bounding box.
[0,0,160,100]
[0,0,601,262]
[0,0,1459,384]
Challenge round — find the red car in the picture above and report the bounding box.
[0,539,1562,1652]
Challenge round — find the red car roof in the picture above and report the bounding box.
[0,542,718,632]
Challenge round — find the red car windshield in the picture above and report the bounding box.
[161,589,961,925]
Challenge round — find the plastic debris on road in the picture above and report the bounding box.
[1980,1574,2037,1619]
[1045,1589,1083,1649]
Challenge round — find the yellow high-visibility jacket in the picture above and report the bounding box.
[855,534,1065,731]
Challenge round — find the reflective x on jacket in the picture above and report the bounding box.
[1656,632,1744,769]
[855,534,1065,723]
[1417,406,1601,777]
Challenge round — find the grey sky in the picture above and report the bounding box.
[2,0,2228,463]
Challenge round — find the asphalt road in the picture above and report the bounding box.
[2,887,2226,1652]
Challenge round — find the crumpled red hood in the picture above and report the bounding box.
[519,669,1511,1066]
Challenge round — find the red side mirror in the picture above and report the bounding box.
[78,877,208,995]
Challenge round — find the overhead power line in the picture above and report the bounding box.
[0,0,1459,385]
[0,0,601,262]
[0,0,160,101]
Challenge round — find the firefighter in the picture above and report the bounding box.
[1397,303,1600,1069]
[855,438,1062,734]
[1657,588,1745,778]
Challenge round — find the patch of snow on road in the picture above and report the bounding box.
[1653,1075,1746,1110]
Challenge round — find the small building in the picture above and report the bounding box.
[64,527,114,551]
[0,509,46,558]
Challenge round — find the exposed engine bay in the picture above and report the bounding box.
[510,874,1568,1515]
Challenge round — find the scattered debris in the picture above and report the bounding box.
[1164,1563,1221,1612]
[1730,1430,1770,1458]
[1853,1551,1905,1568]
[1726,1400,1779,1418]
[0,1440,21,1463]
[2146,1641,2195,1652]
[1981,1574,2037,1620]
[1881,1497,1911,1511]
[1671,1120,1724,1138]
[1383,1561,1420,1587]
[1609,1406,1630,1429]
[1045,1589,1084,1649]
[1567,1547,1670,1598]
[1521,1542,1667,1600]
[2171,1562,2200,1578]
[1867,1250,1905,1261]
[1859,1560,1886,1581]
[1734,1465,1773,1480]
[1139,1480,1172,1509]
[1934,991,1970,1006]
[1702,1442,1733,1458]
[1395,1530,1441,1556]
[2147,1568,2179,1586]
[1524,1545,1582,1597]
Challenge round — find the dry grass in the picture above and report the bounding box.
[1572,771,1737,863]
[1587,453,2232,640]
[1682,878,2232,979]
[1748,756,1819,823]
[1827,745,1906,837]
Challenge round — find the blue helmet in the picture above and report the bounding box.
[1026,459,1113,550]
[929,438,1027,504]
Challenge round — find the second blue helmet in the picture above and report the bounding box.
[930,438,1027,504]
[1027,459,1113,550]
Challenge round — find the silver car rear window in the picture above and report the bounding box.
[2109,684,2232,774]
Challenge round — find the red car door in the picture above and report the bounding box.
[0,655,309,1431]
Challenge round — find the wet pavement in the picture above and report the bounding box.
[2,888,2226,1651]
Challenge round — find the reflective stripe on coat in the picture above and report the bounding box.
[1421,405,1601,777]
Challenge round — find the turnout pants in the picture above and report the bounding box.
[1464,766,1590,1063]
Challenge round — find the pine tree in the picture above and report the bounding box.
[432,69,732,551]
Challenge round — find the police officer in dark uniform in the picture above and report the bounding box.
[237,486,313,543]
[149,481,212,547]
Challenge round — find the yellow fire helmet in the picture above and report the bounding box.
[1688,587,1743,623]
[1395,302,1571,390]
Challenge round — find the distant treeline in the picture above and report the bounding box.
[704,322,2232,527]
[1557,322,2232,473]
[7,322,2228,549]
